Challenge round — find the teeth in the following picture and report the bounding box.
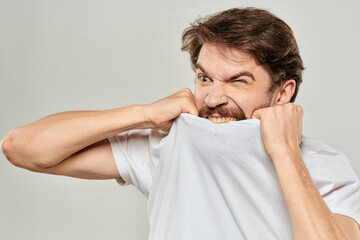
[208,116,238,124]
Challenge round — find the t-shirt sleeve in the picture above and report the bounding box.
[108,129,167,197]
[305,146,360,226]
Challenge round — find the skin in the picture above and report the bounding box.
[1,43,359,239]
[194,44,275,121]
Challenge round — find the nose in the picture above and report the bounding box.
[204,82,228,108]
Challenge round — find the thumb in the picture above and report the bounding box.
[183,103,199,117]
[188,105,199,116]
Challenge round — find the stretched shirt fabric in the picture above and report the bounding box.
[108,113,360,240]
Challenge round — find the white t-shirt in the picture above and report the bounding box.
[109,113,360,240]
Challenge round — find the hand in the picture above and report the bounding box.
[251,103,304,158]
[144,88,198,131]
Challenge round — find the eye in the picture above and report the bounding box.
[232,79,248,84]
[198,75,211,82]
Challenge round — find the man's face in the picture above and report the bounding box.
[194,43,276,123]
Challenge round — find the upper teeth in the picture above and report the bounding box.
[208,116,238,124]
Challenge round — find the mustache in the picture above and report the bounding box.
[198,105,247,120]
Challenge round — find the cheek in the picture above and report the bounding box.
[231,96,252,117]
[228,89,266,118]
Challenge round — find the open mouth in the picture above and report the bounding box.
[208,116,239,124]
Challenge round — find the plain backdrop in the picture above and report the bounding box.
[1,0,359,239]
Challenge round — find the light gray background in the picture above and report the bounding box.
[1,0,359,239]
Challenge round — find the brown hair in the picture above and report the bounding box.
[181,7,304,102]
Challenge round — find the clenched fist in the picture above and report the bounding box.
[252,103,304,159]
[144,88,198,131]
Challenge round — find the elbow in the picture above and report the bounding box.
[1,129,42,170]
[2,131,21,167]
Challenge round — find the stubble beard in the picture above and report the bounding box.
[198,105,247,121]
[198,92,274,122]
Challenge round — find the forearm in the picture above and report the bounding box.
[271,149,350,240]
[2,105,151,169]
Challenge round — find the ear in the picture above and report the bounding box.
[274,79,296,105]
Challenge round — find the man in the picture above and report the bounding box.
[1,7,360,240]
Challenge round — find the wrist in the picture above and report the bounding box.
[109,105,154,131]
[129,105,154,129]
[268,144,302,163]
[142,104,157,129]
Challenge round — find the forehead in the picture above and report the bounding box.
[198,43,254,64]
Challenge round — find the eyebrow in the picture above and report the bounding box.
[195,62,256,82]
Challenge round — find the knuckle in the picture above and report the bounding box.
[288,103,296,109]
[179,88,192,98]
[182,88,191,94]
[297,106,304,113]
[285,103,296,112]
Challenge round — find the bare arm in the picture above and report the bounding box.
[1,105,149,180]
[31,139,124,181]
[2,105,150,170]
[272,147,358,240]
[1,88,198,179]
[253,103,360,240]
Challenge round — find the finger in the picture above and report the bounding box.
[182,88,194,99]
[296,106,304,144]
[180,89,198,116]
[181,98,199,116]
[188,89,196,101]
[186,92,199,116]
[298,115,303,144]
[187,105,199,116]
[251,108,264,119]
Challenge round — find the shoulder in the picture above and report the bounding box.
[109,129,168,144]
[301,137,348,164]
[300,136,359,187]
[301,138,360,226]
[301,136,359,189]
[108,129,168,161]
